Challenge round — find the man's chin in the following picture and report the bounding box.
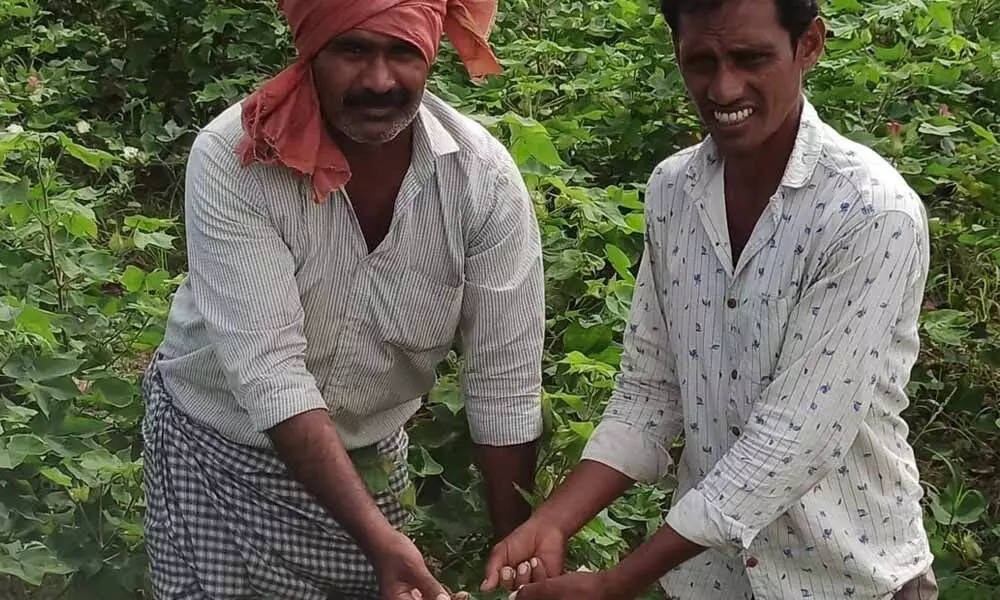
[333,120,410,145]
[332,109,419,146]
[707,128,760,158]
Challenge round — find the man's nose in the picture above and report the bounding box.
[358,55,397,95]
[707,64,746,107]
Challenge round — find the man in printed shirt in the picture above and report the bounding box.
[481,0,936,599]
[141,2,544,600]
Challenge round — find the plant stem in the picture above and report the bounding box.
[36,145,69,352]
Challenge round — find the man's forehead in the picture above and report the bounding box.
[330,28,415,47]
[675,0,785,51]
[676,0,782,36]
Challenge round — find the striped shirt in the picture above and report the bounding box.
[156,92,545,451]
[582,100,934,599]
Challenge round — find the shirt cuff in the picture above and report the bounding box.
[665,486,760,558]
[242,380,328,432]
[466,395,543,446]
[580,420,673,484]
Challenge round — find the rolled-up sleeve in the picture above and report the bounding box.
[580,221,684,483]
[665,210,924,554]
[459,152,545,446]
[184,131,326,432]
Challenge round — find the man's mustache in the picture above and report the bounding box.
[344,88,411,109]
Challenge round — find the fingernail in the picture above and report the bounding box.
[518,562,529,574]
[412,590,422,600]
[435,594,449,600]
[530,557,539,568]
[502,567,514,580]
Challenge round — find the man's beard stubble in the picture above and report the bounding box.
[331,87,424,144]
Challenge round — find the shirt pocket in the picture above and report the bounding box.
[733,292,794,417]
[376,266,464,354]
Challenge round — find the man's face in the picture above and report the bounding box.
[674,0,824,157]
[312,30,431,145]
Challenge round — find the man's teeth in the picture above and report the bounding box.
[714,108,754,125]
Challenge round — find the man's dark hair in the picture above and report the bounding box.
[660,0,820,46]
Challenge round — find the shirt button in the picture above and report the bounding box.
[731,426,741,437]
[731,369,738,380]
[727,298,737,309]
[746,557,759,568]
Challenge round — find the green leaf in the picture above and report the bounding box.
[921,309,972,346]
[79,449,125,474]
[604,244,635,283]
[33,357,84,381]
[562,322,613,354]
[873,43,905,62]
[2,354,82,382]
[40,467,73,487]
[59,134,116,171]
[57,415,110,437]
[7,434,47,459]
[0,444,29,469]
[133,230,176,250]
[411,447,444,477]
[89,377,136,408]
[928,2,954,31]
[0,299,18,322]
[427,379,463,415]
[951,490,989,525]
[352,446,393,495]
[14,305,56,344]
[120,265,146,292]
[0,542,74,586]
[829,0,864,11]
[506,116,563,168]
[624,212,644,233]
[918,123,961,137]
[0,177,29,208]
[568,421,595,440]
[968,122,998,146]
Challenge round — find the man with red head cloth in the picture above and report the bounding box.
[141,2,545,599]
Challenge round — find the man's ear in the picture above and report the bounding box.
[797,17,826,72]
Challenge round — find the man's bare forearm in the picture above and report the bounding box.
[603,524,707,599]
[474,440,538,539]
[533,459,635,537]
[267,409,398,560]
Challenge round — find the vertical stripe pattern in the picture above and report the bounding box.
[582,100,934,600]
[154,91,545,450]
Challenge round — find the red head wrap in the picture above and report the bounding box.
[236,0,502,203]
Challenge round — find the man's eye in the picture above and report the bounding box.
[738,52,769,65]
[685,57,715,71]
[390,44,423,58]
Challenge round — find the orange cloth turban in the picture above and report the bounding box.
[236,0,502,203]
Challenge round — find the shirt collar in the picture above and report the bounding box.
[414,101,460,160]
[685,96,825,198]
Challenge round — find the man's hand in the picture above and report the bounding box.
[480,460,635,593]
[374,530,461,600]
[480,516,566,592]
[510,571,614,600]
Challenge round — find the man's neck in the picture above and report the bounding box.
[333,125,415,178]
[722,99,803,197]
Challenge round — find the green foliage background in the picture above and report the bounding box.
[1,0,999,598]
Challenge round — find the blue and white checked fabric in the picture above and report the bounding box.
[141,358,410,600]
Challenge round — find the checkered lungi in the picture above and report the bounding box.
[141,360,411,600]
